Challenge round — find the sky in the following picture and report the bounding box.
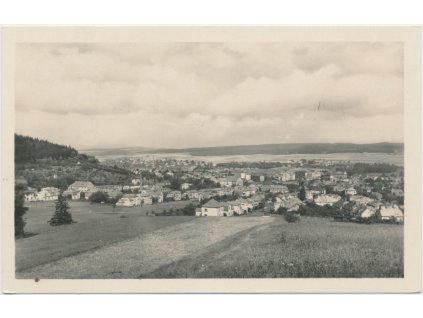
[15,42,404,150]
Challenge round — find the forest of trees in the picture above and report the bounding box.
[15,134,133,190]
[15,134,80,163]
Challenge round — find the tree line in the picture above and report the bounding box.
[15,134,80,163]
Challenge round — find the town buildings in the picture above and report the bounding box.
[19,155,404,225]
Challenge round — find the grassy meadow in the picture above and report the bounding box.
[144,217,403,278]
[16,200,195,271]
[16,201,403,278]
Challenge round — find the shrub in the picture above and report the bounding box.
[182,203,196,216]
[275,206,288,215]
[284,212,300,223]
[89,191,109,203]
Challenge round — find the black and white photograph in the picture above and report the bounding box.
[1,26,421,293]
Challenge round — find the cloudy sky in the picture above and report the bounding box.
[15,42,403,150]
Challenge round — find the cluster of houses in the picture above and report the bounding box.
[23,180,165,207]
[24,187,61,202]
[21,156,405,223]
[190,166,404,223]
[24,181,99,202]
[195,194,265,217]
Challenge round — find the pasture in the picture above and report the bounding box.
[145,217,403,278]
[16,200,195,271]
[16,202,403,278]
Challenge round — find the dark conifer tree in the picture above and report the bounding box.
[48,194,74,226]
[298,186,307,201]
[15,185,28,237]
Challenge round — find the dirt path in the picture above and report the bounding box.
[17,217,273,279]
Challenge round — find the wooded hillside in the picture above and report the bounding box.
[15,134,80,163]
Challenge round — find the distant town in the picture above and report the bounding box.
[17,146,404,223]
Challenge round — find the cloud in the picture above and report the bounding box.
[15,42,404,149]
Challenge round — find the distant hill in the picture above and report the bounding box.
[163,143,404,156]
[82,146,153,158]
[84,142,404,157]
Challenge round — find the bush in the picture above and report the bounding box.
[298,202,339,218]
[275,206,288,215]
[284,212,300,223]
[89,191,109,203]
[356,214,379,224]
[182,203,196,216]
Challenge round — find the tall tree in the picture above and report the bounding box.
[48,194,74,226]
[15,185,28,237]
[298,186,306,201]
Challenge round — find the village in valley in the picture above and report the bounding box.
[12,40,407,279]
[18,153,405,224]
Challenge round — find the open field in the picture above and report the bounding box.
[144,217,403,278]
[16,200,195,271]
[16,203,403,278]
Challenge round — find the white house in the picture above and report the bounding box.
[349,195,374,205]
[345,187,357,196]
[278,171,296,182]
[359,206,376,219]
[24,189,39,202]
[306,170,322,180]
[116,194,141,207]
[62,189,81,200]
[150,190,164,203]
[235,198,253,212]
[181,183,191,191]
[66,181,97,199]
[379,204,404,222]
[306,188,326,200]
[274,196,302,212]
[140,193,153,205]
[269,185,289,194]
[37,187,61,201]
[198,199,227,216]
[166,191,182,201]
[183,190,202,201]
[229,201,243,215]
[314,194,341,206]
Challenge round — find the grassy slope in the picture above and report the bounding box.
[144,217,404,278]
[16,205,403,278]
[17,217,272,279]
[16,201,195,271]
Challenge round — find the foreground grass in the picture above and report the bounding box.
[143,217,403,278]
[17,217,272,279]
[16,205,403,278]
[16,201,195,271]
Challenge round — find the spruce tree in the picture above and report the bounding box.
[298,186,307,201]
[15,185,28,237]
[48,194,74,226]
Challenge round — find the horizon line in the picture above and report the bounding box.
[79,141,405,152]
